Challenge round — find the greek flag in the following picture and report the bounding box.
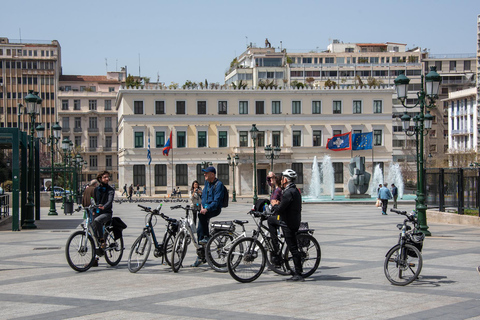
[147,137,152,165]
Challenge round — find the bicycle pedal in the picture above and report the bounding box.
[408,263,416,267]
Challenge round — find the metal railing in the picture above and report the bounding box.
[0,194,9,219]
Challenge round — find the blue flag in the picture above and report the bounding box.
[147,137,152,165]
[352,132,373,150]
[327,132,351,151]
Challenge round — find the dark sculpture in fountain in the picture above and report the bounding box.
[346,156,371,197]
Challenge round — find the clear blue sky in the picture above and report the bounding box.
[2,0,478,85]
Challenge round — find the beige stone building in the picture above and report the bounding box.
[116,86,394,198]
[57,71,125,186]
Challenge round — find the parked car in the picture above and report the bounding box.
[53,186,71,198]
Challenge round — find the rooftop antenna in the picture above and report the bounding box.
[157,72,160,83]
[280,41,282,51]
[138,53,141,78]
[116,59,118,72]
[245,36,248,47]
[105,58,108,73]
[19,28,22,43]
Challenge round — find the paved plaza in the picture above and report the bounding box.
[0,200,479,320]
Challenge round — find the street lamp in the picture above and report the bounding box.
[394,66,441,236]
[250,124,259,204]
[201,161,212,169]
[264,144,281,172]
[36,122,62,215]
[227,154,239,202]
[22,90,42,229]
[75,153,84,204]
[61,137,72,209]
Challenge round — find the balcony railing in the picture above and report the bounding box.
[103,147,113,151]
[74,127,82,132]
[88,127,99,133]
[62,127,70,132]
[104,127,113,133]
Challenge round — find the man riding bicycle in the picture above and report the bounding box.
[93,171,115,250]
[270,169,304,282]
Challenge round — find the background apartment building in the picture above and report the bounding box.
[58,71,125,186]
[116,86,393,197]
[0,37,61,132]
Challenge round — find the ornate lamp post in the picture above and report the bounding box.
[75,154,84,204]
[394,66,441,236]
[61,138,72,209]
[227,154,239,202]
[22,90,42,229]
[250,124,259,204]
[201,161,212,169]
[264,144,281,172]
[36,122,62,215]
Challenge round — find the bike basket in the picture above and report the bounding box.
[210,221,235,232]
[406,232,424,257]
[297,235,311,247]
[112,217,127,230]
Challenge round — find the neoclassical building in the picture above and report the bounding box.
[116,86,394,197]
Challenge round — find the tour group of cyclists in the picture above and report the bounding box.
[81,166,306,281]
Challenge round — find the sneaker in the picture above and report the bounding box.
[286,274,304,282]
[92,258,99,267]
[271,255,282,269]
[191,257,204,267]
[199,237,209,245]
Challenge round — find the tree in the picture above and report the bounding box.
[367,77,383,88]
[324,79,337,89]
[126,74,141,88]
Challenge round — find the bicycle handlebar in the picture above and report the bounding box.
[390,209,407,215]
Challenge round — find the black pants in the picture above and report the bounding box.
[381,199,389,214]
[93,213,112,241]
[281,224,302,276]
[197,210,220,241]
[267,215,281,255]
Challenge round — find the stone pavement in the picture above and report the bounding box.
[0,200,479,320]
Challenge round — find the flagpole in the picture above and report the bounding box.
[171,144,174,194]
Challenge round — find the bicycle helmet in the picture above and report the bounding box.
[282,169,297,180]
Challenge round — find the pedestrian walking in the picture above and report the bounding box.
[391,184,398,209]
[121,184,127,196]
[378,183,393,215]
[143,185,146,195]
[128,184,133,200]
[136,184,140,197]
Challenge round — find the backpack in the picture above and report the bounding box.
[214,180,229,208]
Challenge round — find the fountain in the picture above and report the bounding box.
[369,164,384,198]
[322,155,335,200]
[386,161,404,198]
[306,155,335,200]
[307,156,321,199]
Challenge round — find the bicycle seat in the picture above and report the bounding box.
[233,220,248,226]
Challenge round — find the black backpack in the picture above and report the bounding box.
[214,180,229,208]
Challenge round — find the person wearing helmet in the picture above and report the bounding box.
[272,169,304,281]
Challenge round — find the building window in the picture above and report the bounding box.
[196,164,205,184]
[429,130,436,138]
[429,144,437,152]
[272,101,281,114]
[62,117,70,129]
[313,130,322,146]
[449,60,456,71]
[393,140,405,147]
[133,165,146,186]
[272,131,281,147]
[74,100,80,110]
[156,132,165,148]
[353,100,362,114]
[105,155,112,169]
[312,101,321,114]
[176,101,186,114]
[155,164,167,186]
[219,131,228,147]
[134,101,143,114]
[239,131,248,147]
[89,136,97,149]
[255,101,264,114]
[218,101,227,114]
[464,60,471,70]
[292,101,301,114]
[175,164,188,186]
[333,101,342,114]
[257,132,265,147]
[75,136,81,147]
[155,101,165,114]
[198,131,207,147]
[373,130,382,146]
[109,87,115,92]
[217,164,229,186]
[333,130,342,136]
[89,117,97,129]
[291,163,303,184]
[293,130,301,147]
[74,117,81,129]
[177,131,186,148]
[197,101,206,115]
[134,132,144,148]
[332,162,343,183]
[239,101,248,114]
[90,155,98,169]
[89,100,97,111]
[105,117,112,130]
[374,100,382,113]
[62,100,69,110]
[105,136,112,148]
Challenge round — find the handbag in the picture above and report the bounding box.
[375,199,382,207]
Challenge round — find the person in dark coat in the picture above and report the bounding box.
[391,184,398,209]
[93,171,115,248]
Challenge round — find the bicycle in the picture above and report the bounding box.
[226,210,321,283]
[384,208,425,286]
[170,204,205,272]
[127,204,179,273]
[65,201,126,272]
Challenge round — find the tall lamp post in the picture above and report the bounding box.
[394,66,441,236]
[74,154,84,204]
[250,124,259,204]
[36,122,62,215]
[23,90,43,229]
[264,144,281,172]
[227,154,239,202]
[61,138,72,209]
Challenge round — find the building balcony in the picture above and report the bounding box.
[104,127,113,133]
[103,147,114,152]
[87,147,99,152]
[62,127,70,132]
[74,127,82,132]
[88,127,99,133]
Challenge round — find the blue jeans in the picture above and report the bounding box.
[197,210,220,241]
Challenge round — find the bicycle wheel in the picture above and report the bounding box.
[205,231,237,272]
[171,230,189,273]
[163,233,175,266]
[285,233,321,278]
[65,230,95,272]
[227,237,266,283]
[127,232,152,273]
[104,230,124,266]
[384,243,422,286]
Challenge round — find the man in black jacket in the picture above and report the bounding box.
[93,171,115,249]
[274,169,304,282]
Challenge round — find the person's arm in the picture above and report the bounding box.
[100,188,115,211]
[208,181,223,212]
[275,189,292,220]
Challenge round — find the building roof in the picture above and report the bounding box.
[356,43,388,47]
[59,75,120,84]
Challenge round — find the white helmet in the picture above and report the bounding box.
[282,169,297,180]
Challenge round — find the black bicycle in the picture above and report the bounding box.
[127,204,179,273]
[384,208,425,286]
[227,210,321,283]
